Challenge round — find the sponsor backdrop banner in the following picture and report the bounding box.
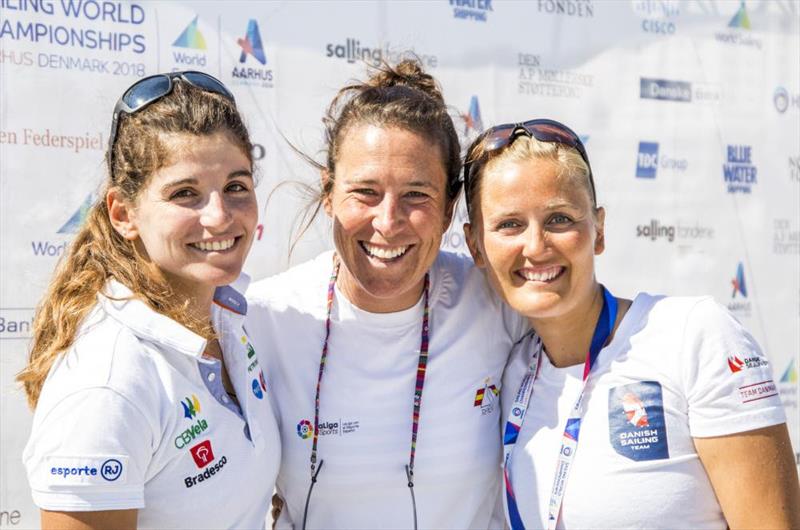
[1,0,798,527]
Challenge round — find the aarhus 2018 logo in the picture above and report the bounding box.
[715,1,761,49]
[636,141,687,179]
[231,19,273,87]
[462,95,484,136]
[640,77,691,102]
[171,16,207,68]
[297,419,313,439]
[632,0,680,35]
[608,382,669,461]
[450,0,494,22]
[727,262,751,316]
[723,145,757,194]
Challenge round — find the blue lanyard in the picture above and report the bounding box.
[503,286,618,530]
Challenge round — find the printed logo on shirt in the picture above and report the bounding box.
[738,380,778,404]
[181,394,201,420]
[608,381,670,461]
[45,455,128,485]
[297,419,314,439]
[189,440,215,468]
[175,418,209,449]
[252,378,264,399]
[296,418,360,439]
[728,353,769,373]
[184,450,228,488]
[473,377,499,415]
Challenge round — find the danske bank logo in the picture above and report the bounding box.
[640,77,691,102]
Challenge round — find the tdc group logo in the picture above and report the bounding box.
[636,141,688,179]
[723,145,757,194]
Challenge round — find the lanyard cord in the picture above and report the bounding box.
[503,286,618,530]
[304,255,431,529]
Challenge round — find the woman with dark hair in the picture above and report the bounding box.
[19,72,280,530]
[247,59,526,529]
[462,118,800,529]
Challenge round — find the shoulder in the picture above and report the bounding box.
[626,293,722,333]
[247,250,334,310]
[430,250,494,307]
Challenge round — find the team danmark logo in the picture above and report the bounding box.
[173,16,206,49]
[297,419,313,439]
[728,353,769,373]
[731,262,747,298]
[182,394,201,420]
[237,19,266,65]
[622,393,649,428]
[728,1,751,29]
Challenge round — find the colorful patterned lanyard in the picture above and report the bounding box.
[502,286,617,530]
[305,256,431,528]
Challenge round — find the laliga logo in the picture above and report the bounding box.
[297,419,313,439]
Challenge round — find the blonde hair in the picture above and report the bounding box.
[17,81,253,409]
[465,134,594,223]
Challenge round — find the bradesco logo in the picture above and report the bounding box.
[632,0,680,35]
[231,19,273,87]
[640,77,691,102]
[171,16,207,68]
[184,440,228,488]
[450,0,494,22]
[723,144,757,194]
[635,141,687,179]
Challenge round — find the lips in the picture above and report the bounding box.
[516,265,565,282]
[189,238,237,252]
[360,241,411,261]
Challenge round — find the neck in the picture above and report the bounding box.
[335,265,425,314]
[531,283,606,368]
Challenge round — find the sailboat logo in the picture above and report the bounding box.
[728,1,751,29]
[173,16,207,50]
[474,377,499,411]
[237,19,267,65]
[57,194,94,234]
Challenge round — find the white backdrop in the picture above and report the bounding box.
[1,1,798,527]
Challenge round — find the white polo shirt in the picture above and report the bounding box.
[247,251,528,529]
[23,278,281,530]
[501,294,787,529]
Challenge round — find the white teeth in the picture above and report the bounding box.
[521,267,561,282]
[362,242,409,260]
[192,239,235,252]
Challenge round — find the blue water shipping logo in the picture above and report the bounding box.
[450,0,494,22]
[640,78,691,102]
[723,145,757,194]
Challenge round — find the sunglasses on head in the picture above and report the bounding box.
[463,118,596,209]
[107,71,235,171]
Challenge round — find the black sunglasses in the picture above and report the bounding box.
[107,71,235,171]
[463,118,595,210]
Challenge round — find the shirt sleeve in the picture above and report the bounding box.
[24,386,155,511]
[681,297,786,438]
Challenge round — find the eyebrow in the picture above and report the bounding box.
[160,170,253,193]
[344,177,440,190]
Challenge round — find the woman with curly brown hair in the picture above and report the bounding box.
[247,59,527,529]
[19,72,280,530]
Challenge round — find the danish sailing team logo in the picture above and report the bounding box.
[297,420,314,439]
[622,393,649,428]
[608,382,669,461]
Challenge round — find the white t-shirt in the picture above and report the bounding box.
[247,251,527,529]
[23,278,281,530]
[501,293,787,530]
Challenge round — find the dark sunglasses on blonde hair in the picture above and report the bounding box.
[107,71,235,171]
[463,118,596,210]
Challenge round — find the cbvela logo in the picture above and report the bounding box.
[48,457,127,484]
[632,0,680,35]
[518,52,594,99]
[536,0,594,17]
[640,77,691,102]
[728,353,769,373]
[449,0,494,22]
[774,87,800,114]
[171,16,207,68]
[635,219,714,244]
[181,394,201,420]
[635,141,688,179]
[715,1,762,49]
[727,262,751,316]
[773,218,799,255]
[174,417,209,449]
[231,19,273,87]
[723,144,757,194]
[185,441,227,487]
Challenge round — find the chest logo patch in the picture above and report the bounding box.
[473,377,499,415]
[608,381,669,461]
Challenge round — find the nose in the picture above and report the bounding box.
[200,192,233,230]
[372,195,405,238]
[522,225,548,258]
